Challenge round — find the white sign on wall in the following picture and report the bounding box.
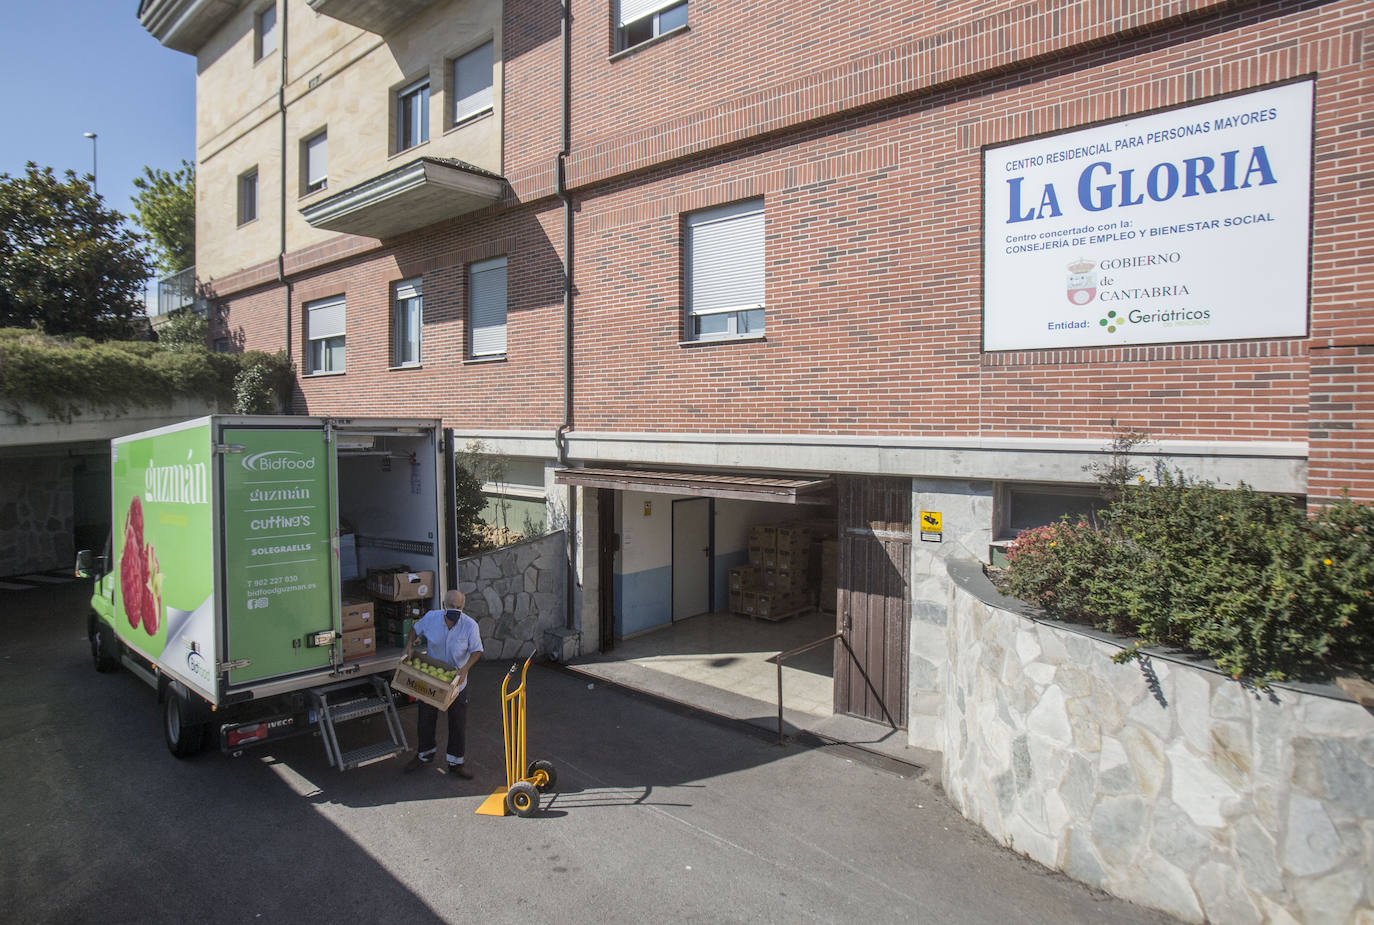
[982,80,1313,351]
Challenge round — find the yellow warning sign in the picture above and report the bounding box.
[920,510,942,532]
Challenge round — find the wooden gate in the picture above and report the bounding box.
[833,476,911,726]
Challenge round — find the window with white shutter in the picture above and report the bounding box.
[468,258,507,358]
[392,279,422,367]
[686,199,765,341]
[452,41,494,125]
[304,131,327,194]
[616,0,687,52]
[306,295,346,374]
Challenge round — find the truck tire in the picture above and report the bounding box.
[164,693,207,759]
[88,612,120,673]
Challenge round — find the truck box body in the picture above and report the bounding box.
[110,415,447,709]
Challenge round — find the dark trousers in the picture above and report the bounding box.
[417,688,469,763]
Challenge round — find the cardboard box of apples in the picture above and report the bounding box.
[391,651,463,710]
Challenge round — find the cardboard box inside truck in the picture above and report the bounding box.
[341,627,376,660]
[367,569,435,602]
[341,598,374,632]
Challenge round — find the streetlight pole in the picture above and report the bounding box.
[83,132,98,196]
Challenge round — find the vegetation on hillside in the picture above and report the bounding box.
[0,328,293,422]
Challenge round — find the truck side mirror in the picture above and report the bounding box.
[75,549,93,579]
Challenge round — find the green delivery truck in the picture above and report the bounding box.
[80,415,452,768]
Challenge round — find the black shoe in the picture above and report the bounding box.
[447,763,473,779]
[404,754,433,773]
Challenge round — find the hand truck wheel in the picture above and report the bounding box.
[528,759,557,792]
[506,780,540,817]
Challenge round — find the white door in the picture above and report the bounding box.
[672,498,710,620]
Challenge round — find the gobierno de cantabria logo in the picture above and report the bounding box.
[1066,257,1097,306]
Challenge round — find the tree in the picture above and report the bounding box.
[453,463,488,557]
[0,163,152,340]
[131,160,195,275]
[156,307,209,351]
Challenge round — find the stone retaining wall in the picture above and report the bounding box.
[0,455,75,575]
[456,531,566,659]
[942,558,1374,925]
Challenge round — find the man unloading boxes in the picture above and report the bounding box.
[404,590,483,778]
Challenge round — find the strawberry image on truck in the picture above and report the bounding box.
[80,415,452,767]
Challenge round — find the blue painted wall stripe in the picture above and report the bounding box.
[616,563,673,637]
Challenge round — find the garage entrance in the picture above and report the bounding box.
[556,469,910,732]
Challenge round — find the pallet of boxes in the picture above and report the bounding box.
[729,521,835,621]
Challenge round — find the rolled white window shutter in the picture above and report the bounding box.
[307,295,345,339]
[619,0,680,27]
[454,41,494,122]
[306,133,327,188]
[469,258,507,356]
[689,201,764,316]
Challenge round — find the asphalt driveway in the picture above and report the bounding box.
[0,579,1177,924]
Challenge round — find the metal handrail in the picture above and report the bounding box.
[768,630,844,745]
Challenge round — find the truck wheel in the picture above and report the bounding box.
[88,612,120,673]
[506,781,540,817]
[164,694,206,759]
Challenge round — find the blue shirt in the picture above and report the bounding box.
[413,609,483,690]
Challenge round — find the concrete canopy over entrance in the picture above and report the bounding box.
[554,467,833,505]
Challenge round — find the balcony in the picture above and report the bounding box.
[137,0,240,54]
[300,157,504,240]
[152,267,208,327]
[306,0,437,35]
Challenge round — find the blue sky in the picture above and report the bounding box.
[0,2,195,228]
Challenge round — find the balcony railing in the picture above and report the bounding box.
[155,266,199,317]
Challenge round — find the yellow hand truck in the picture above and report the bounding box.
[476,657,556,817]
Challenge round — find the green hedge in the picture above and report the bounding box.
[1003,472,1374,683]
[0,328,294,421]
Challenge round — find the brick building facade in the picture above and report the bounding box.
[141,0,1371,744]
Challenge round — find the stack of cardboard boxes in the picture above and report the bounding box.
[729,521,835,621]
[340,598,376,660]
[338,566,435,660]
